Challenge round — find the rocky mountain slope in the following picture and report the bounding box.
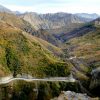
[64,18,100,68]
[20,12,95,35]
[20,12,97,30]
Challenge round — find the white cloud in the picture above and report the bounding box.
[5,5,35,12]
[4,2,100,14]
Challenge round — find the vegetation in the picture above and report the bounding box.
[5,47,21,77]
[0,11,100,99]
[39,62,71,77]
[0,22,72,77]
[65,26,100,68]
[0,81,80,100]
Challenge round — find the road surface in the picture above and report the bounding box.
[0,76,76,85]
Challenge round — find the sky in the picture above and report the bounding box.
[0,0,100,14]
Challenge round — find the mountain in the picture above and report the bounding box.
[39,12,86,29]
[0,12,36,33]
[20,12,92,35]
[0,20,72,77]
[57,18,100,42]
[64,18,100,69]
[19,12,44,30]
[0,5,100,99]
[0,5,99,35]
[0,5,98,46]
[13,11,22,15]
[57,23,96,42]
[56,19,100,93]
[20,12,93,30]
[18,12,98,37]
[75,13,99,20]
[33,29,62,46]
[0,12,61,46]
[0,5,12,13]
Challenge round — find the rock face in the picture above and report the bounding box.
[90,67,100,89]
[52,91,99,100]
[20,12,91,31]
[91,67,100,80]
[20,12,44,30]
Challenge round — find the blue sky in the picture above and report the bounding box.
[0,0,100,14]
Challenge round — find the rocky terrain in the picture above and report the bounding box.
[20,12,98,31]
[52,91,99,100]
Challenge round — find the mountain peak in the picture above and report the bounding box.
[0,5,12,13]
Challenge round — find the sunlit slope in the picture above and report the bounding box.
[0,22,72,77]
[0,12,35,33]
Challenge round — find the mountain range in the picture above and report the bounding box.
[0,5,99,31]
[20,12,89,30]
[75,13,99,19]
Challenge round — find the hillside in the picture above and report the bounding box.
[0,12,61,46]
[58,23,96,42]
[65,18,100,68]
[0,21,72,77]
[33,29,62,46]
[20,12,93,30]
[0,12,35,33]
[0,3,100,100]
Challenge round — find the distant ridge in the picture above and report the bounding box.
[75,13,99,19]
[0,5,12,13]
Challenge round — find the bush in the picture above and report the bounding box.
[5,47,21,77]
[40,63,70,77]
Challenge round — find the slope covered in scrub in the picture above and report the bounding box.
[0,22,72,77]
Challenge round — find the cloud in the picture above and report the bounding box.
[2,0,100,14]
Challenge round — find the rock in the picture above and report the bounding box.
[51,91,99,100]
[91,67,100,79]
[90,67,100,89]
[0,75,13,82]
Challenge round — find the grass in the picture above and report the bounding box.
[0,22,72,77]
[65,26,100,69]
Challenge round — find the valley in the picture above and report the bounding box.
[0,4,100,100]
